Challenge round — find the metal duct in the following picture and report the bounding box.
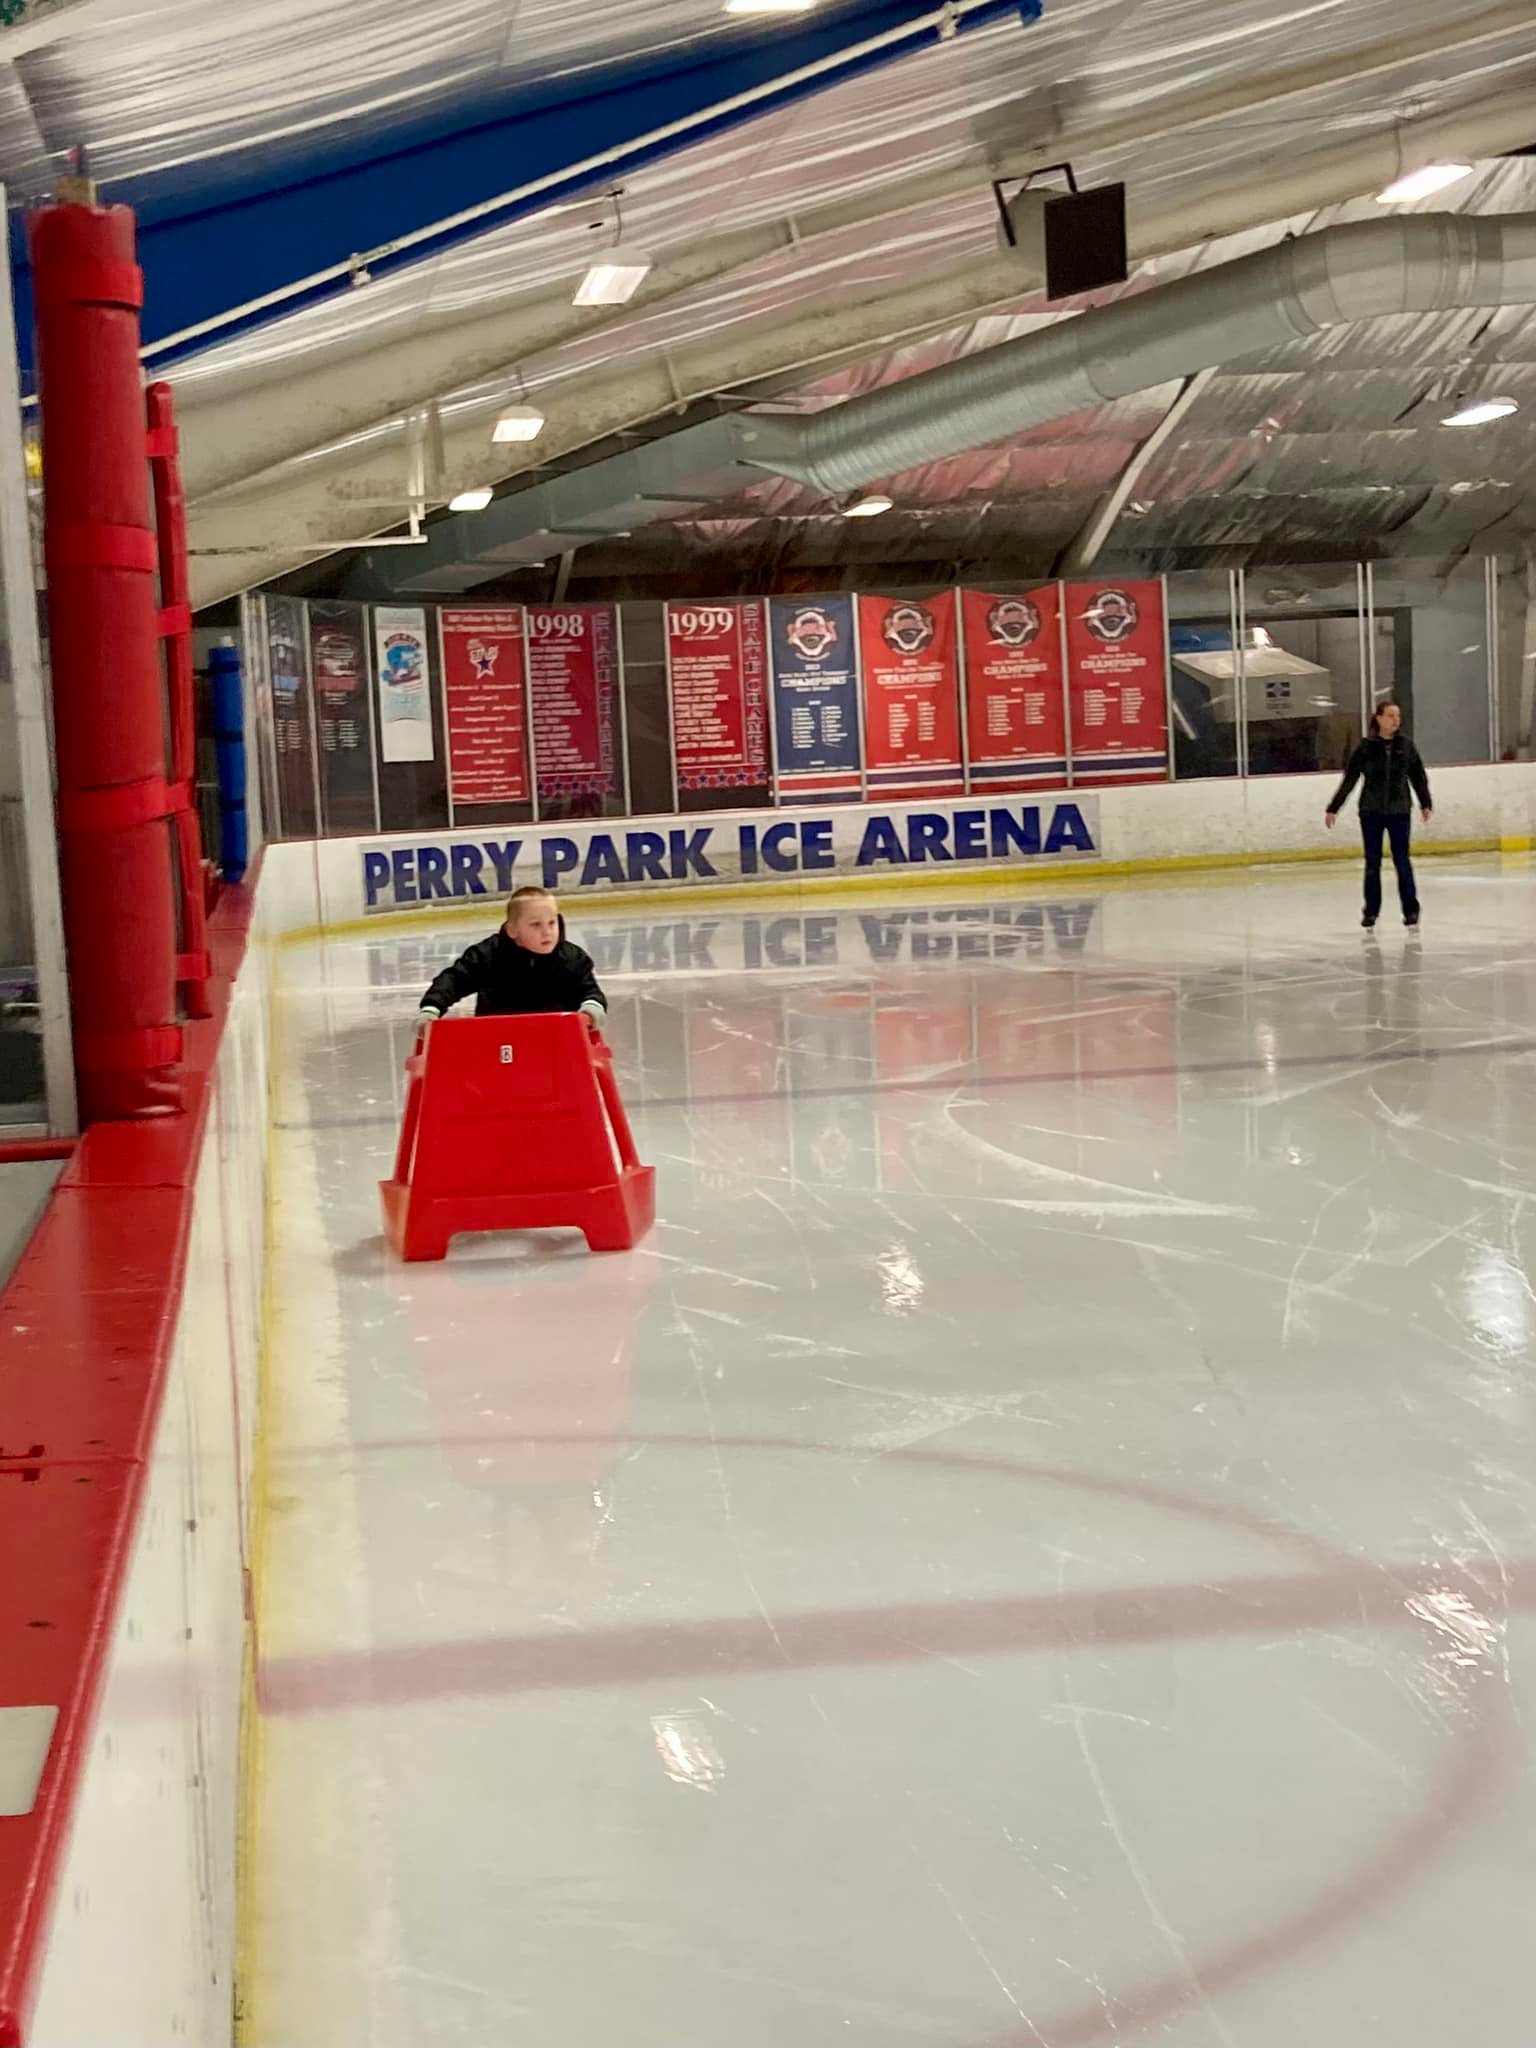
[387,414,771,594]
[350,210,1536,600]
[764,213,1536,497]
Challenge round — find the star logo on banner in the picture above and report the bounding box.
[467,640,500,679]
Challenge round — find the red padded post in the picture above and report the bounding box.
[145,382,211,1021]
[380,1014,656,1261]
[30,198,181,1119]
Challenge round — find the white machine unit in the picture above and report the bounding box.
[1172,640,1339,725]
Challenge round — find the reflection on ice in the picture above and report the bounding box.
[252,862,1536,2048]
[361,896,1102,993]
[650,1710,728,1792]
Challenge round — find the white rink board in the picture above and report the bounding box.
[276,764,1536,929]
[24,915,271,2048]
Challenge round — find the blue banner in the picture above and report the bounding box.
[769,596,863,803]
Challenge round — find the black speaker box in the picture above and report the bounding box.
[1043,183,1128,301]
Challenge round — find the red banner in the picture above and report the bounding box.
[527,604,619,809]
[858,592,963,798]
[1063,578,1169,783]
[960,586,1068,791]
[666,600,769,791]
[441,607,530,807]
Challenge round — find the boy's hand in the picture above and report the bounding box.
[1324,812,1337,830]
[1421,807,1433,824]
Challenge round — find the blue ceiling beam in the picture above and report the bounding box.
[10,0,1041,381]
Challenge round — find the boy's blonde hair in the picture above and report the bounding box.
[506,885,557,926]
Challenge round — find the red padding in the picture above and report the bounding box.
[0,1463,145,2048]
[33,203,182,1124]
[44,523,159,574]
[57,1107,201,1192]
[71,1024,183,1073]
[13,1184,196,1298]
[55,776,179,836]
[0,1249,183,1466]
[146,382,211,1027]
[31,258,143,309]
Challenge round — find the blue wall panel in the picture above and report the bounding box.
[10,0,1039,381]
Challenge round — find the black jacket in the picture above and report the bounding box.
[1327,733,1432,818]
[421,921,607,1019]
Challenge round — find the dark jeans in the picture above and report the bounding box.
[1361,811,1418,920]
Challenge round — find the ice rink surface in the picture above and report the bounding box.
[247,857,1536,2047]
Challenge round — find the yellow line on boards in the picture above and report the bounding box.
[232,944,287,2048]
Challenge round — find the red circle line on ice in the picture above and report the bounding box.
[258,1432,1520,2044]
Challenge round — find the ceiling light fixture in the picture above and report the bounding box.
[1376,162,1473,204]
[724,0,818,12]
[574,247,653,306]
[574,188,652,306]
[449,487,493,511]
[493,404,545,443]
[843,492,893,517]
[1442,397,1519,427]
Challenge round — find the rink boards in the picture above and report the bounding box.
[0,883,273,2047]
[267,763,1536,930]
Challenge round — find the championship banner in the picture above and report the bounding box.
[373,604,435,764]
[769,595,862,803]
[265,593,317,837]
[858,592,963,799]
[307,600,375,833]
[440,606,531,809]
[961,586,1068,790]
[1063,578,1170,783]
[527,603,619,808]
[666,600,770,791]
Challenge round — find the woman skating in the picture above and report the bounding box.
[1325,702,1433,929]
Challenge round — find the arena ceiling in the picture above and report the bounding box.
[3,0,1536,604]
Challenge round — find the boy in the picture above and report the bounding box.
[419,887,607,1031]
